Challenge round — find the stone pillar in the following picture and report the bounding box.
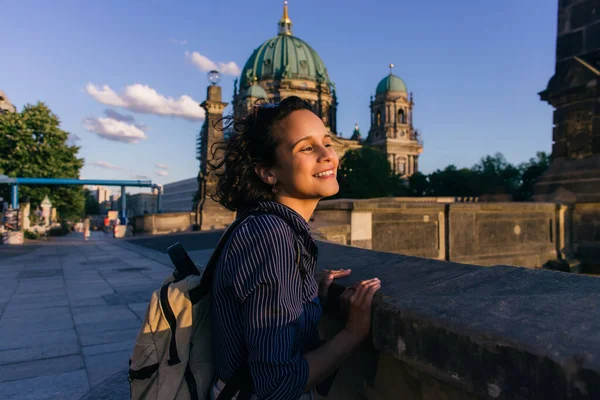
[350,211,372,249]
[535,0,600,202]
[20,201,30,231]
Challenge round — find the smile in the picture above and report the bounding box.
[313,169,335,178]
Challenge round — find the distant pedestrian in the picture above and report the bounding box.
[83,216,90,241]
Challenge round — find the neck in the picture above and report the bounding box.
[274,195,319,222]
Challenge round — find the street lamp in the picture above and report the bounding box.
[207,70,221,86]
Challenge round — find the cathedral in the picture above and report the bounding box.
[199,1,423,178]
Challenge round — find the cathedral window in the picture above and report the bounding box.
[398,109,406,124]
[376,111,381,126]
[398,161,406,175]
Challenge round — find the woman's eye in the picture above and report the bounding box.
[325,143,332,148]
[301,146,313,152]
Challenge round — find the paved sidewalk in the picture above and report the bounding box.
[0,231,214,400]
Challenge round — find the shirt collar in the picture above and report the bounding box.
[238,201,313,244]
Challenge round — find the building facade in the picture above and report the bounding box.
[126,193,158,217]
[198,1,423,178]
[162,177,198,213]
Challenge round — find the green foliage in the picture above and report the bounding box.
[0,103,84,220]
[335,147,409,199]
[515,152,551,201]
[48,221,72,237]
[24,230,40,240]
[407,151,551,200]
[84,188,100,215]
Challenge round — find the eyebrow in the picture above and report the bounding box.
[292,133,331,148]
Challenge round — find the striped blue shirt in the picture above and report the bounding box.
[212,201,322,400]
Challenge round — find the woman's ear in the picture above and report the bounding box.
[254,166,277,186]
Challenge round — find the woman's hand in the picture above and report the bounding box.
[316,269,352,307]
[340,278,381,342]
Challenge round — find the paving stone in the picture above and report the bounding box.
[4,297,69,311]
[71,304,127,316]
[0,369,89,400]
[0,318,74,332]
[0,305,70,320]
[0,328,78,351]
[112,284,156,295]
[85,350,132,388]
[74,309,138,326]
[0,342,80,365]
[82,339,135,357]
[69,297,108,308]
[0,354,84,383]
[79,328,139,346]
[127,303,148,320]
[76,319,142,336]
[17,269,63,279]
[79,368,129,400]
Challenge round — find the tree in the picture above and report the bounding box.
[83,189,100,216]
[427,165,481,196]
[408,172,430,196]
[335,147,409,199]
[472,152,521,196]
[515,151,550,200]
[0,103,84,220]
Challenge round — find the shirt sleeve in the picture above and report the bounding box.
[227,214,309,400]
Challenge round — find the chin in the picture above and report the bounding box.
[319,183,339,198]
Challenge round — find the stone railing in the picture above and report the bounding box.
[315,241,600,400]
[131,212,194,235]
[312,199,565,269]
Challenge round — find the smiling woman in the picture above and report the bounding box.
[206,96,381,399]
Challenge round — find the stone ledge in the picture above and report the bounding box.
[317,241,600,399]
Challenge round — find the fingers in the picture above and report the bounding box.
[349,278,380,307]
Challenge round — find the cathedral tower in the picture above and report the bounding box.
[367,64,423,176]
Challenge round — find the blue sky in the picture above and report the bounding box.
[1,0,557,195]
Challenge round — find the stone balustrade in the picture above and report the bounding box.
[315,240,600,400]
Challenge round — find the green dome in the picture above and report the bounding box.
[240,34,331,88]
[245,84,267,99]
[376,74,407,94]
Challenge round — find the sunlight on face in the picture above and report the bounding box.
[272,109,339,200]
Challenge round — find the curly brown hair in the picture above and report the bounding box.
[208,96,314,211]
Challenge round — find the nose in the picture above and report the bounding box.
[316,144,333,163]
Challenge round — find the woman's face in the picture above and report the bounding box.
[271,109,339,200]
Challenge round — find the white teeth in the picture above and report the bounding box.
[314,170,334,177]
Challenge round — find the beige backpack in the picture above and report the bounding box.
[128,211,301,400]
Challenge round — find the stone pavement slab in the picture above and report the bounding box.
[0,231,188,399]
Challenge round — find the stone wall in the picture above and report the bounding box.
[573,202,600,271]
[312,199,561,268]
[448,203,557,268]
[314,242,600,400]
[132,212,194,235]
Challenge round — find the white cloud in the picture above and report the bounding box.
[89,161,125,170]
[156,170,169,177]
[85,83,204,121]
[171,38,188,45]
[85,84,127,107]
[185,51,241,76]
[83,116,148,144]
[131,174,150,180]
[155,163,169,170]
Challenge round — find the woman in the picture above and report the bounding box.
[210,96,381,400]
